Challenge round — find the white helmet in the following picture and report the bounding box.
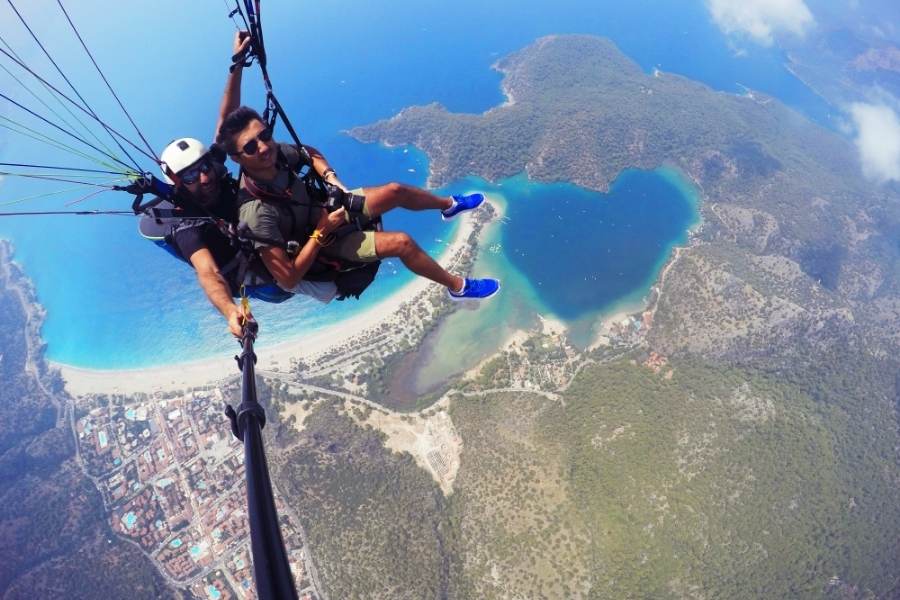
[159,137,208,184]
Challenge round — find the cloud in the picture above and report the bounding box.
[849,102,900,183]
[707,0,815,46]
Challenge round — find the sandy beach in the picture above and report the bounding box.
[586,298,651,350]
[54,211,479,398]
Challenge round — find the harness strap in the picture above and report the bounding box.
[147,207,213,221]
[239,148,323,240]
[241,172,292,202]
[236,148,384,289]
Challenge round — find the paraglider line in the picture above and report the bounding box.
[0,91,138,173]
[55,0,160,163]
[64,187,114,206]
[0,161,129,176]
[0,209,133,217]
[5,0,145,172]
[0,171,128,187]
[1,3,159,172]
[0,50,123,161]
[0,47,149,167]
[0,118,131,173]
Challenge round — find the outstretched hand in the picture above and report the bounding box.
[227,303,255,338]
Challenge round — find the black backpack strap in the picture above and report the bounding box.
[231,147,381,298]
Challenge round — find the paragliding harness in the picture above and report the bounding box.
[235,145,382,301]
[136,181,378,303]
[134,166,295,303]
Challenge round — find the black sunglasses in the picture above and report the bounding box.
[180,160,212,185]
[238,127,273,156]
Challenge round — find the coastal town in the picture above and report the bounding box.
[73,387,321,600]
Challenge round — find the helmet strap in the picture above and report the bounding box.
[163,163,182,187]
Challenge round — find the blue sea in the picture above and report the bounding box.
[0,0,835,369]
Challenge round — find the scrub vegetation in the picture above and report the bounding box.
[270,403,453,600]
[267,354,900,599]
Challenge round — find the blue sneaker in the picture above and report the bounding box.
[442,192,485,221]
[448,278,501,300]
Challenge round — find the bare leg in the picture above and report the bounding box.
[363,182,453,217]
[375,231,463,291]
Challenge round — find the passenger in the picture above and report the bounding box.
[216,106,501,302]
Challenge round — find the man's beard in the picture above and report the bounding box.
[194,181,220,206]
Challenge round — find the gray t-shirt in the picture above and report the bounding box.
[237,144,340,301]
[238,144,323,249]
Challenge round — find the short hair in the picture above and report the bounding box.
[216,106,265,154]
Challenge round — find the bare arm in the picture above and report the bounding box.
[215,31,251,139]
[188,247,245,336]
[304,144,349,190]
[259,208,347,289]
[259,239,323,290]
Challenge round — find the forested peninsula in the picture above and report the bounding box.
[351,34,900,367]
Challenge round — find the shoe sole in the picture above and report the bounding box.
[447,281,501,301]
[441,195,485,221]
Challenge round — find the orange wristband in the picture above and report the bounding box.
[310,229,333,247]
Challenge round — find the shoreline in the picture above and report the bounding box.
[54,177,695,397]
[486,60,517,115]
[55,214,477,398]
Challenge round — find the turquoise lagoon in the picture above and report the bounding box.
[412,168,700,393]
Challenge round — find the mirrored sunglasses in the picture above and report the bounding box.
[180,161,212,185]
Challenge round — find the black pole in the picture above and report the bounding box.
[226,320,299,600]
